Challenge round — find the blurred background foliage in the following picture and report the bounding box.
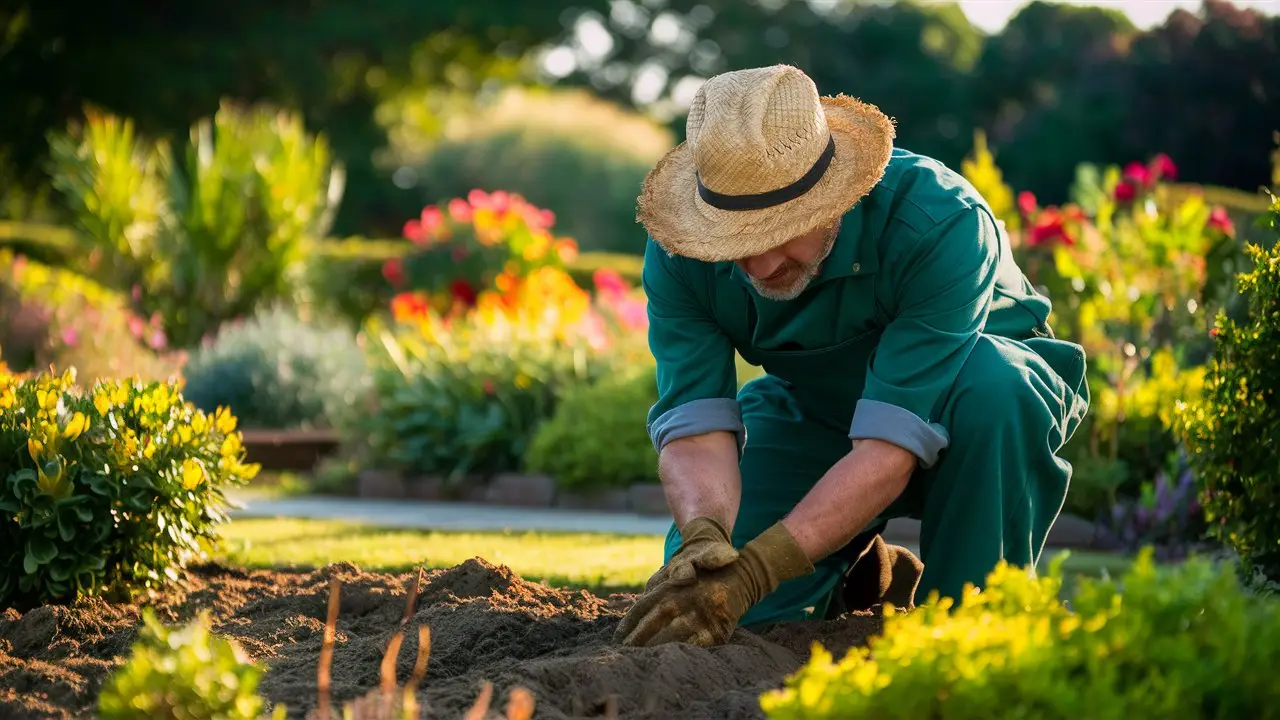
[1,0,1276,249]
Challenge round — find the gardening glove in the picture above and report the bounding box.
[641,516,740,592]
[615,521,814,648]
[840,535,924,612]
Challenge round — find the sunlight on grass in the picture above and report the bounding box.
[215,518,664,592]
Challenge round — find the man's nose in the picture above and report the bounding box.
[740,252,784,279]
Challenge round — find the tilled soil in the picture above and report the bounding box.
[0,559,886,719]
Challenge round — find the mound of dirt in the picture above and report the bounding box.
[0,558,888,719]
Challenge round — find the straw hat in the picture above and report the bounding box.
[637,65,895,262]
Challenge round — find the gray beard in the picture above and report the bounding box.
[749,221,840,301]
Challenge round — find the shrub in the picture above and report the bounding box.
[98,609,276,720]
[392,86,673,254]
[45,103,344,348]
[360,310,608,485]
[180,305,370,431]
[759,549,1280,719]
[0,250,185,385]
[526,366,659,492]
[0,368,258,610]
[1176,191,1280,583]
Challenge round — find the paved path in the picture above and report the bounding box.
[229,494,676,537]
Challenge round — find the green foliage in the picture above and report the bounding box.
[45,103,344,348]
[0,368,259,610]
[760,549,1280,719]
[358,315,610,485]
[526,367,659,491]
[180,305,371,431]
[0,250,184,385]
[98,609,276,720]
[1176,192,1280,582]
[401,87,673,254]
[302,237,405,327]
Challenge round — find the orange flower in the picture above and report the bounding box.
[555,238,579,264]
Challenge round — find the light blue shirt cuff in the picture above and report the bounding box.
[849,398,950,468]
[647,398,746,455]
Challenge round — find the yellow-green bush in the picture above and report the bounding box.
[1176,191,1280,583]
[760,549,1280,719]
[98,609,278,720]
[0,368,258,610]
[525,367,659,491]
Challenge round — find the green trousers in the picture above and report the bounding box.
[661,334,1090,626]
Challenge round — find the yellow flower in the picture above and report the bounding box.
[93,391,111,417]
[62,412,88,441]
[515,373,532,389]
[181,458,205,489]
[215,407,237,434]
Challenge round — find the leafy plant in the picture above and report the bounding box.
[45,103,344,348]
[98,609,277,720]
[0,250,185,385]
[760,548,1280,719]
[0,368,259,610]
[1093,451,1209,561]
[1176,191,1280,583]
[526,366,659,492]
[181,304,370,431]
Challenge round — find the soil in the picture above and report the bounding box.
[0,559,890,719]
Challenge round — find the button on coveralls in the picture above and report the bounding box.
[643,149,1091,627]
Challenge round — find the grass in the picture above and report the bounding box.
[215,517,1139,598]
[215,518,662,593]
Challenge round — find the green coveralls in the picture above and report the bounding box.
[643,148,1091,627]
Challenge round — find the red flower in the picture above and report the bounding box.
[1017,191,1038,216]
[381,258,405,287]
[1114,181,1137,203]
[1027,207,1076,247]
[483,379,496,396]
[1150,153,1178,182]
[1123,161,1151,187]
[1207,206,1235,237]
[449,279,478,306]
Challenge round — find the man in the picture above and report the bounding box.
[614,65,1090,648]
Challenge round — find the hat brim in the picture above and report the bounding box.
[636,94,895,263]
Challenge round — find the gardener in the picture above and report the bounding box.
[614,64,1091,648]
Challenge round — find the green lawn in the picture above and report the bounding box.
[215,517,1138,597]
[216,518,663,592]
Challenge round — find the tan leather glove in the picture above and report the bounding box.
[641,516,739,592]
[615,521,814,647]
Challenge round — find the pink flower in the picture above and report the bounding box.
[420,206,444,233]
[148,329,167,350]
[1151,153,1178,182]
[1017,191,1038,216]
[539,209,556,229]
[128,315,145,339]
[616,298,649,331]
[131,284,142,302]
[382,258,405,287]
[468,189,490,209]
[60,327,78,347]
[448,198,473,222]
[1114,181,1136,202]
[1123,161,1151,187]
[593,268,628,298]
[1207,206,1235,237]
[489,191,510,213]
[403,219,425,244]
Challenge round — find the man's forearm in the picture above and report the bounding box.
[781,439,916,562]
[658,431,742,533]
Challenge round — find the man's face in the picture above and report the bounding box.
[735,219,840,301]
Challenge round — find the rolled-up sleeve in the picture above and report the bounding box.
[642,238,744,454]
[849,207,1000,468]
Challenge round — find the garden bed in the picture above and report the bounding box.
[0,559,886,720]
